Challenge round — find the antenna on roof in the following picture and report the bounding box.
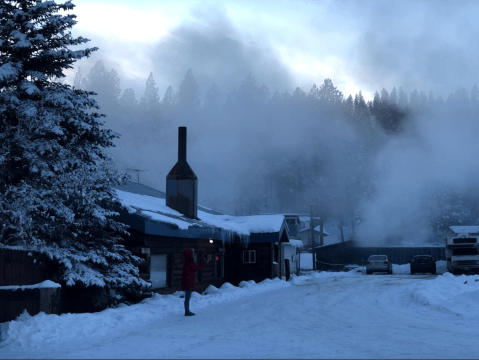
[126,168,150,183]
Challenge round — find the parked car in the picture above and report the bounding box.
[410,255,436,274]
[366,255,393,274]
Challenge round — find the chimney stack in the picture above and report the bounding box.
[166,127,198,219]
[178,126,186,163]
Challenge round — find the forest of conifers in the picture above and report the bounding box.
[72,61,479,238]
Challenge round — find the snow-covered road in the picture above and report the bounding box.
[2,268,479,359]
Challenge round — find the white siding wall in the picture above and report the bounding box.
[281,244,299,276]
[150,254,167,288]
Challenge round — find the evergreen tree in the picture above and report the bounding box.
[203,83,220,114]
[428,91,435,107]
[0,0,146,302]
[419,90,428,113]
[398,87,408,108]
[84,60,121,112]
[73,66,86,90]
[318,78,343,104]
[389,87,398,105]
[445,92,455,109]
[409,89,420,111]
[470,83,479,110]
[161,85,176,124]
[292,87,307,106]
[139,72,160,115]
[342,94,354,122]
[354,91,369,119]
[453,87,469,110]
[380,88,389,104]
[308,83,320,99]
[139,72,162,131]
[177,68,200,114]
[236,73,270,107]
[118,88,138,120]
[372,91,381,112]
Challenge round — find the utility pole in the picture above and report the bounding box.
[310,204,315,271]
[339,216,344,243]
[340,216,345,266]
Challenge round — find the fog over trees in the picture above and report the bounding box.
[72,62,479,245]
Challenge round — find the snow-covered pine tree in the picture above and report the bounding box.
[0,0,148,305]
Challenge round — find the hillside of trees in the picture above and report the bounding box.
[72,62,479,239]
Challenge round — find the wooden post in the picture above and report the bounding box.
[285,259,291,281]
[297,247,300,274]
[340,216,345,266]
[351,220,355,240]
[319,219,324,247]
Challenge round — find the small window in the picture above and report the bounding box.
[243,250,256,264]
[453,248,479,256]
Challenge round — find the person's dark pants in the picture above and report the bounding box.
[184,289,193,314]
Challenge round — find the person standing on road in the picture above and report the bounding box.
[181,248,209,316]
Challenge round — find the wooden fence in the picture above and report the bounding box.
[0,286,61,323]
[0,248,61,323]
[0,248,48,286]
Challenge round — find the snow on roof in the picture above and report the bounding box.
[198,212,285,235]
[114,188,285,236]
[449,226,479,235]
[298,216,320,221]
[299,226,329,235]
[115,182,222,215]
[287,239,303,248]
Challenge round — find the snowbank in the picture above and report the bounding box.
[0,278,291,347]
[408,272,479,319]
[392,261,447,274]
[1,263,471,351]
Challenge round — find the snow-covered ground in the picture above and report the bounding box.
[2,265,479,359]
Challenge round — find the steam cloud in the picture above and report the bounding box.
[68,2,479,246]
[151,7,294,95]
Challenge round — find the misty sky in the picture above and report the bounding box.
[69,0,479,100]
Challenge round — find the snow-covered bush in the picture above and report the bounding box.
[0,0,148,306]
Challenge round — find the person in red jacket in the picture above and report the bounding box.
[181,248,209,316]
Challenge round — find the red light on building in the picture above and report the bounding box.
[216,257,219,261]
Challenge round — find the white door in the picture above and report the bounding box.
[150,254,167,289]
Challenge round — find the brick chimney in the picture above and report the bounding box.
[166,127,198,219]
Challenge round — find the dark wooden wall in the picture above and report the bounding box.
[226,242,274,285]
[0,249,62,323]
[126,231,227,294]
[125,231,278,291]
[0,249,48,286]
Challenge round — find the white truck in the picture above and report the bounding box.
[445,226,479,274]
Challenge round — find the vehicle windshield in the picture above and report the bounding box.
[414,256,432,260]
[368,255,387,260]
[453,248,479,256]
